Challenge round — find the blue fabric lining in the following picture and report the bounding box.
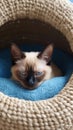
[70,0,73,2]
[0,44,73,101]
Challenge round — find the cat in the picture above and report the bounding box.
[11,43,62,90]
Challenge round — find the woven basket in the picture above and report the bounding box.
[0,0,73,130]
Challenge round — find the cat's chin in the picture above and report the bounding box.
[20,82,40,90]
[22,85,39,90]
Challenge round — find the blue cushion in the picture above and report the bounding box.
[0,44,73,101]
[70,0,73,2]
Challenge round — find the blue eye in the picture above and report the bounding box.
[17,71,27,79]
[35,72,43,76]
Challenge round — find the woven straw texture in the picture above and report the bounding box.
[0,0,73,129]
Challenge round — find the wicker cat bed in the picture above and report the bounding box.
[0,0,73,129]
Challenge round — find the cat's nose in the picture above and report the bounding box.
[28,77,36,86]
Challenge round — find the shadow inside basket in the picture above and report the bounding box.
[0,43,73,101]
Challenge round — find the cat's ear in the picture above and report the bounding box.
[38,43,54,64]
[11,43,25,62]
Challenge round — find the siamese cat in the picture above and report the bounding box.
[11,43,62,90]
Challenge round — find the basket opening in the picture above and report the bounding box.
[0,18,73,100]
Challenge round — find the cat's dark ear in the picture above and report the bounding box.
[38,43,54,64]
[11,43,25,63]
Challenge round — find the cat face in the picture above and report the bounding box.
[11,43,53,89]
